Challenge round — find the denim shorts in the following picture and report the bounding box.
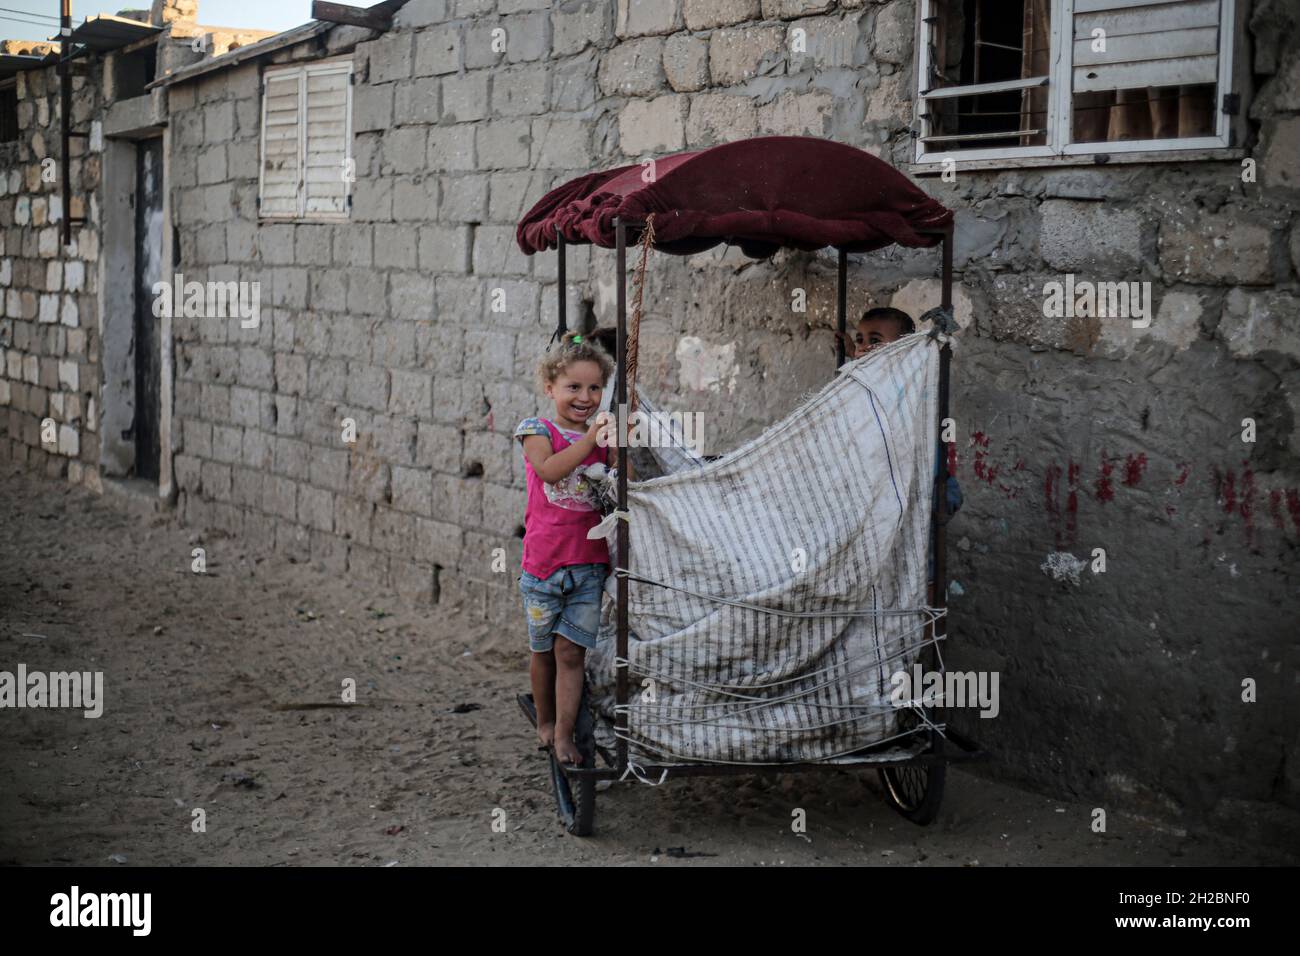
[518,563,608,653]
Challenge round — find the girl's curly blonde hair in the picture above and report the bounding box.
[536,330,615,394]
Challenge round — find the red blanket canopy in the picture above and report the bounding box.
[516,135,952,259]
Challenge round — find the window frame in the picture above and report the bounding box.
[257,56,354,222]
[911,0,1243,172]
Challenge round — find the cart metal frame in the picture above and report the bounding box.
[529,218,986,830]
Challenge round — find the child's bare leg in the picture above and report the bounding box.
[530,647,557,748]
[553,636,587,765]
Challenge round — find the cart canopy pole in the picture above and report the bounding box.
[933,223,954,631]
[835,249,847,369]
[614,218,630,771]
[557,234,567,335]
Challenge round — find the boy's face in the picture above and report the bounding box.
[855,318,906,356]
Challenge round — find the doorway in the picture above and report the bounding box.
[131,136,162,481]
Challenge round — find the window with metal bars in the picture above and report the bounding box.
[915,0,1240,167]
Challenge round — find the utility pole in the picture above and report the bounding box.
[58,0,71,247]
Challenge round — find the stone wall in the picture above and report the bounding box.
[0,63,103,485]
[10,0,1300,835]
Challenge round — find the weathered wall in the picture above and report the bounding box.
[20,0,1300,837]
[0,62,103,485]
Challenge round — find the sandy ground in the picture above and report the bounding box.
[0,467,1292,867]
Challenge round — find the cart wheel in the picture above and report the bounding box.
[878,728,945,826]
[517,686,597,837]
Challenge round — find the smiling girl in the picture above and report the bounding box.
[514,332,615,766]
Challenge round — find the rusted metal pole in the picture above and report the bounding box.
[59,0,71,247]
[835,248,847,368]
[933,222,953,630]
[614,217,629,771]
[556,234,566,336]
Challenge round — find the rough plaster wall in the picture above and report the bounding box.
[156,0,1298,835]
[0,63,104,490]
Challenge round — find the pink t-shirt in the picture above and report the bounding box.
[514,417,611,580]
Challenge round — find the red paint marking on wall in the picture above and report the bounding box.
[1045,463,1063,550]
[1269,489,1285,530]
[947,441,958,478]
[1174,463,1191,487]
[1286,489,1300,533]
[1123,452,1148,487]
[1095,453,1115,503]
[972,431,991,483]
[1221,469,1237,515]
[1240,463,1256,546]
[1066,461,1080,544]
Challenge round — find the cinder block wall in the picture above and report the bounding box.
[0,64,103,483]
[8,0,1297,835]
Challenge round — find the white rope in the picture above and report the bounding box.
[613,630,944,698]
[614,567,948,623]
[618,757,669,786]
[612,720,943,770]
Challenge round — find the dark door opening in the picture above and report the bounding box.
[132,137,163,481]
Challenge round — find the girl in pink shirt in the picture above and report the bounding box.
[514,332,615,766]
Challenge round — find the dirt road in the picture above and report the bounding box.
[0,467,1290,866]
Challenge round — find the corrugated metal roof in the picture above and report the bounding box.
[147,20,332,89]
[0,53,48,76]
[61,14,160,52]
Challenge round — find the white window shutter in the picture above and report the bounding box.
[259,69,303,218]
[303,65,352,217]
[1072,0,1222,93]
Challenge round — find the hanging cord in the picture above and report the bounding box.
[625,213,655,416]
[614,566,947,623]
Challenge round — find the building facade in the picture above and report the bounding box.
[2,0,1298,838]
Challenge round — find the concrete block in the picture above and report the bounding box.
[417,224,471,274]
[1040,200,1145,273]
[1159,207,1274,285]
[552,0,613,57]
[683,0,759,30]
[598,37,666,96]
[392,176,440,222]
[619,95,686,154]
[390,271,437,321]
[756,90,833,135]
[394,78,443,126]
[384,126,430,175]
[433,73,484,125]
[476,119,532,170]
[428,124,477,171]
[500,14,548,65]
[365,33,414,84]
[439,173,489,222]
[353,81,393,133]
[374,224,420,269]
[709,25,784,86]
[663,33,709,92]
[491,63,550,117]
[687,92,759,144]
[414,25,462,77]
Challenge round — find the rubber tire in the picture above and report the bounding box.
[878,728,946,826]
[552,683,597,836]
